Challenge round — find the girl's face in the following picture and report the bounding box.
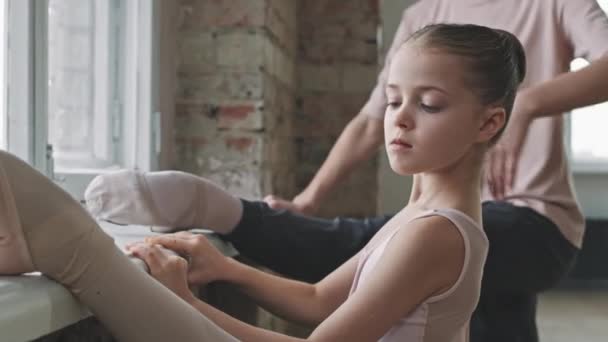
[384,43,501,176]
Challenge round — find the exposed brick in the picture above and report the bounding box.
[264,38,295,85]
[216,30,265,70]
[217,102,264,130]
[264,2,297,56]
[175,136,209,146]
[177,72,264,102]
[225,136,255,152]
[178,32,217,74]
[179,0,266,30]
[219,104,255,119]
[174,0,379,217]
[295,92,368,138]
[341,64,378,92]
[298,64,341,92]
[295,0,380,217]
[342,39,378,64]
[267,0,297,34]
[174,103,218,140]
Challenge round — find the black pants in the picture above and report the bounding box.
[224,200,579,342]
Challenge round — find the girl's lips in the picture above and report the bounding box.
[390,139,412,148]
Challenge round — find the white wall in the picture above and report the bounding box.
[377,0,608,218]
[571,175,608,218]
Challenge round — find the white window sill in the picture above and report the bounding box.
[0,221,238,342]
[572,164,608,175]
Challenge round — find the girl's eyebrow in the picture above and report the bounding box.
[386,83,448,95]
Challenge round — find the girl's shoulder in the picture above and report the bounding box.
[368,214,466,299]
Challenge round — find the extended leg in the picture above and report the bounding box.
[0,151,238,342]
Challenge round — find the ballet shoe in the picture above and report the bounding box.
[84,170,243,234]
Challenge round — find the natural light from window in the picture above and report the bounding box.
[47,0,121,171]
[569,0,608,165]
[0,0,6,150]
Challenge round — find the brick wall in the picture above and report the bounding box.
[174,0,297,200]
[170,1,381,334]
[174,0,381,218]
[34,1,382,339]
[296,0,380,217]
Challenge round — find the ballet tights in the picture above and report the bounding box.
[0,151,238,342]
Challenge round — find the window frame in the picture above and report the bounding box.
[4,0,163,200]
[6,0,36,165]
[0,0,7,150]
[48,0,122,172]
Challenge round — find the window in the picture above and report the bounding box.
[0,0,6,150]
[3,0,161,199]
[569,0,608,172]
[47,0,123,171]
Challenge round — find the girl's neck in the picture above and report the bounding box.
[407,149,484,222]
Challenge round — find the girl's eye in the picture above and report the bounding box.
[420,103,441,113]
[387,101,402,109]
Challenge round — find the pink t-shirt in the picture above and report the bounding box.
[363,0,608,247]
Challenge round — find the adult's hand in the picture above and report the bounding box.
[264,192,319,215]
[485,92,534,199]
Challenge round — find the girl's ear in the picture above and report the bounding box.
[477,107,506,143]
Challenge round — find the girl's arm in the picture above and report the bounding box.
[142,215,464,341]
[222,252,360,326]
[143,233,359,326]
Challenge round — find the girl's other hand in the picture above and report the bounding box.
[141,232,234,286]
[127,242,196,304]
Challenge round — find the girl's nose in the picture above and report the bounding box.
[395,105,414,130]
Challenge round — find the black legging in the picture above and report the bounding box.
[225,200,579,342]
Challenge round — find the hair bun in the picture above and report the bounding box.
[496,29,527,85]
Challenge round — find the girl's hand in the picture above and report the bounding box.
[127,242,196,304]
[142,232,234,286]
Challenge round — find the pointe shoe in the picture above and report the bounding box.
[84,170,243,234]
[84,170,168,228]
[0,153,34,275]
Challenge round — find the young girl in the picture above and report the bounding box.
[0,23,525,341]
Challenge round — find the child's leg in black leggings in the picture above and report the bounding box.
[86,170,391,283]
[226,200,391,282]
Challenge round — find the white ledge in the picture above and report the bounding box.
[0,222,238,342]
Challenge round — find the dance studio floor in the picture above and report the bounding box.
[538,289,608,341]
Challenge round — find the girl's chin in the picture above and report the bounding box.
[389,163,423,176]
